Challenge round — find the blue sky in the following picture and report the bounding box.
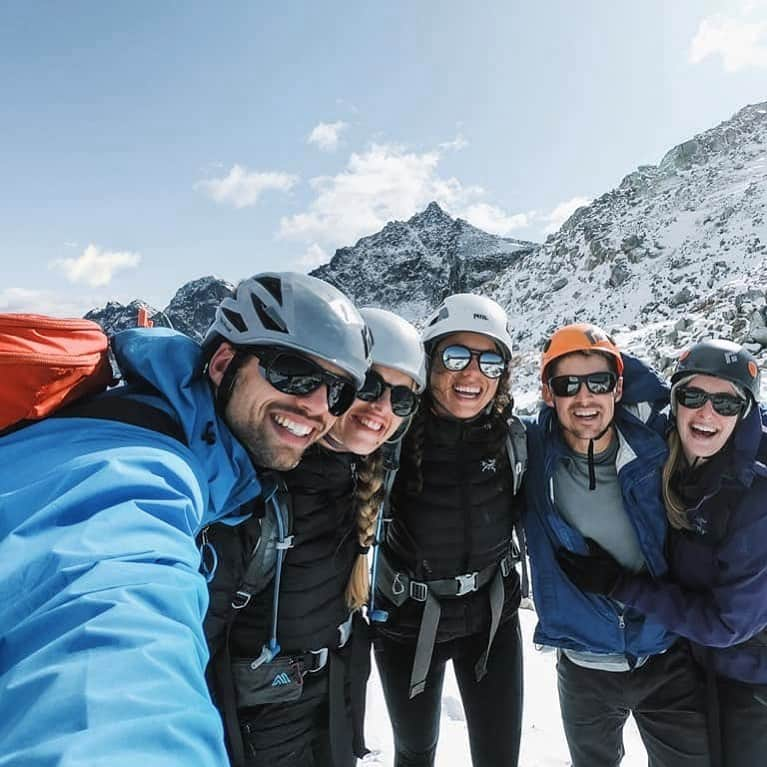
[1,1,766,315]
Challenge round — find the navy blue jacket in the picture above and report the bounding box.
[523,355,676,657]
[614,404,767,684]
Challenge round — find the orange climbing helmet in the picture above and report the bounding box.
[540,323,624,382]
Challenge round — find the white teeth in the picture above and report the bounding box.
[574,410,598,417]
[691,424,717,434]
[359,416,383,431]
[273,414,312,437]
[454,385,480,395]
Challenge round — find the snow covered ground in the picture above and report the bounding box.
[362,608,646,766]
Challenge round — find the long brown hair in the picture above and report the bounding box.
[662,429,693,531]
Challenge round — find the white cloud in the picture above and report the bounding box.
[689,13,767,71]
[50,244,141,288]
[279,142,527,250]
[0,287,95,317]
[195,165,298,208]
[298,243,330,270]
[459,203,531,235]
[439,133,469,151]
[307,121,349,152]
[541,196,592,235]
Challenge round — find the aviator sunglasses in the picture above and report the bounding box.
[548,371,618,397]
[254,347,357,416]
[357,369,420,417]
[440,344,506,379]
[674,386,746,417]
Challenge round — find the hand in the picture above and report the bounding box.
[555,538,627,595]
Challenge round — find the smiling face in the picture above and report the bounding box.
[327,364,414,455]
[208,343,338,470]
[429,331,501,420]
[542,350,623,454]
[675,374,742,465]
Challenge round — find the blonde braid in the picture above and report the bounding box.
[345,449,386,609]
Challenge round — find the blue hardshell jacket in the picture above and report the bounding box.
[522,354,677,658]
[0,329,261,767]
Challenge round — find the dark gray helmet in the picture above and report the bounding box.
[204,272,371,387]
[671,339,761,406]
[361,308,427,393]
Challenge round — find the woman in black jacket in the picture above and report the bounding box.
[374,294,525,767]
[205,308,426,767]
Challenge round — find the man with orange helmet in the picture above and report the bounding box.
[522,323,710,767]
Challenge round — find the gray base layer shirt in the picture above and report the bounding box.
[554,435,649,671]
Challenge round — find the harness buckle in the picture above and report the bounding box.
[501,554,513,578]
[455,572,478,596]
[409,581,428,602]
[232,590,252,609]
[306,647,329,673]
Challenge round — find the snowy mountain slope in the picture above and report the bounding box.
[488,102,767,365]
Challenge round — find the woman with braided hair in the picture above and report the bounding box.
[373,293,526,767]
[204,307,426,767]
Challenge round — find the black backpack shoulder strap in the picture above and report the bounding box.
[52,390,187,445]
[505,414,527,496]
[504,413,530,598]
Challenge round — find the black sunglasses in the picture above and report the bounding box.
[440,344,505,379]
[675,386,745,417]
[548,372,618,397]
[254,348,356,416]
[357,369,420,417]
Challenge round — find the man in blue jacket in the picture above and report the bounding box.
[523,323,710,767]
[0,272,370,767]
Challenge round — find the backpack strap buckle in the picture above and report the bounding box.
[306,647,329,673]
[455,572,478,596]
[409,581,428,602]
[232,590,252,610]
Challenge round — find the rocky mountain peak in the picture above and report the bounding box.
[311,202,538,320]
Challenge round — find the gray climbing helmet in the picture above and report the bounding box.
[204,272,371,387]
[421,293,513,359]
[361,307,427,393]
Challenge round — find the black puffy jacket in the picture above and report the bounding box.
[379,407,522,642]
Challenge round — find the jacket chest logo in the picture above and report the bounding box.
[481,458,497,474]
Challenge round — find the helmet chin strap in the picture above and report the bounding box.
[215,349,247,414]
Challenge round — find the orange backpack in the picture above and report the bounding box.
[0,314,117,432]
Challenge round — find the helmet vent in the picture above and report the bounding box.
[251,294,288,333]
[255,275,284,305]
[222,308,247,333]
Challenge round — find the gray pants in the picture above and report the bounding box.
[557,643,711,767]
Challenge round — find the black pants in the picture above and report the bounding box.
[557,643,710,767]
[374,613,523,767]
[717,676,767,767]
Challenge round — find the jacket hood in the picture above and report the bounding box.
[111,328,260,523]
